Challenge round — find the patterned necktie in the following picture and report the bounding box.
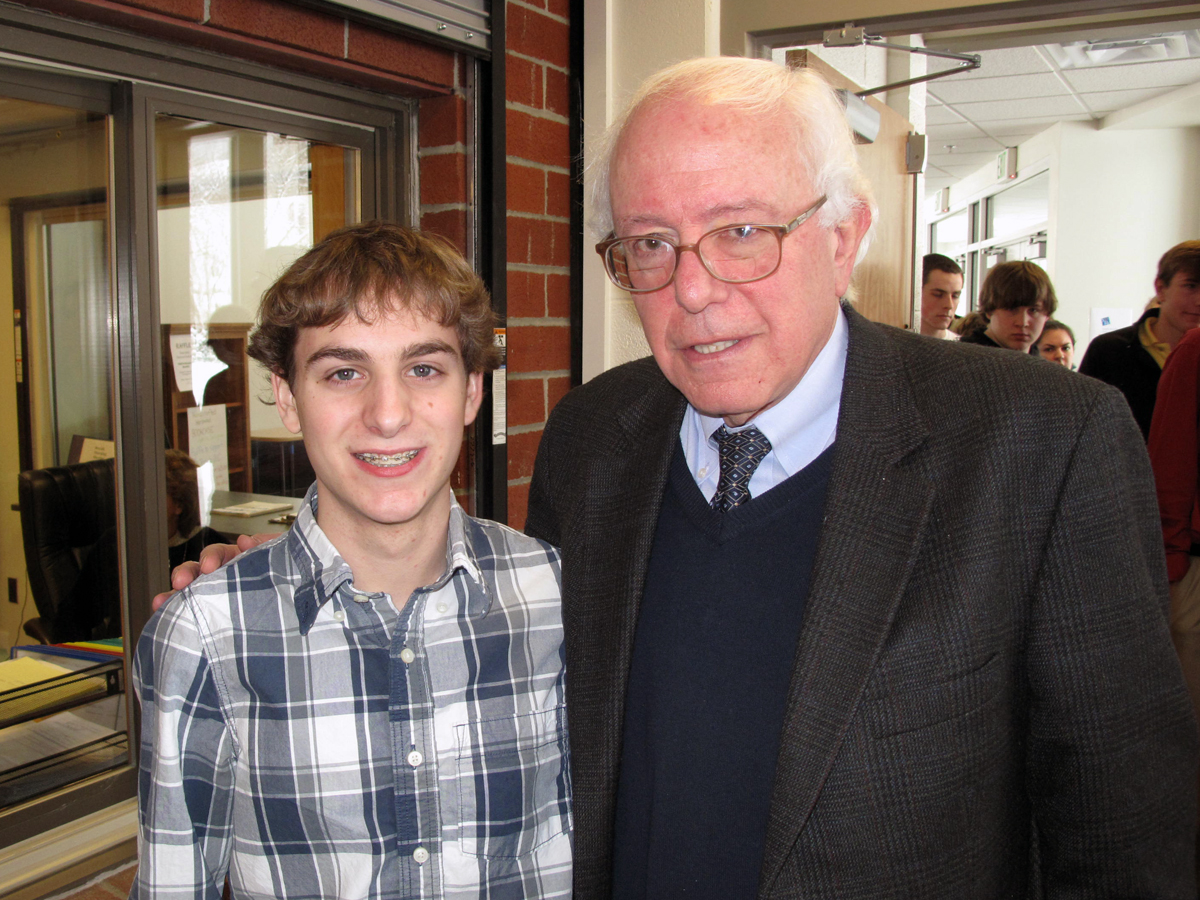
[710,425,772,512]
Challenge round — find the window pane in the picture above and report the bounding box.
[155,115,359,568]
[988,171,1050,243]
[0,96,128,808]
[932,208,970,260]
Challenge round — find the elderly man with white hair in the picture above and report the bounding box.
[527,56,1197,898]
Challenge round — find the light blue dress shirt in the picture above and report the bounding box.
[682,307,847,503]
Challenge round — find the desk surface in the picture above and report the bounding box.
[251,428,304,443]
[208,490,303,538]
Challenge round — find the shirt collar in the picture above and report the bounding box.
[687,305,847,480]
[1140,313,1170,368]
[286,484,488,634]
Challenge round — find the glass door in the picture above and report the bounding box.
[0,87,127,812]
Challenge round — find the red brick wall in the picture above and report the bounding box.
[504,0,572,528]
[13,0,460,95]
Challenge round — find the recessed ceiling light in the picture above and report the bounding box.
[1044,31,1200,68]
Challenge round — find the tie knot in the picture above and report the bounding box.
[711,425,772,512]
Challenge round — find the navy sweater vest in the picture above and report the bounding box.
[612,440,835,898]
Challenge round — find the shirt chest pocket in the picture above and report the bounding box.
[454,706,571,859]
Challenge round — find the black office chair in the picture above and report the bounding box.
[18,458,120,644]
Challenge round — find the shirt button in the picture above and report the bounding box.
[332,609,345,622]
[698,467,708,479]
[400,648,416,664]
[436,603,448,614]
[413,846,429,864]
[407,750,423,767]
[353,593,369,604]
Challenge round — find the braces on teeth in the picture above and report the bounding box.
[356,450,419,467]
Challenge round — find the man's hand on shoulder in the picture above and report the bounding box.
[150,533,275,611]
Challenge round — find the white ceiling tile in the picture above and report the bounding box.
[976,131,1039,147]
[927,151,1001,171]
[971,47,1056,77]
[929,72,1067,104]
[905,41,1200,195]
[925,103,969,125]
[957,114,1086,131]
[924,121,988,140]
[1060,58,1200,92]
[951,94,1091,121]
[927,135,1009,154]
[1079,86,1179,113]
[924,176,955,196]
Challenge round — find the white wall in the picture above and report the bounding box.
[1052,122,1200,357]
[581,0,720,380]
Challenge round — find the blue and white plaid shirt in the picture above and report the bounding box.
[132,487,571,900]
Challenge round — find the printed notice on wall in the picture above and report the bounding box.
[169,333,193,393]
[492,329,507,445]
[1089,307,1136,343]
[187,405,229,491]
[68,436,115,464]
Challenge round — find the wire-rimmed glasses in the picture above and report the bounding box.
[595,195,827,293]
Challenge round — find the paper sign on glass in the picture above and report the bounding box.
[187,405,229,491]
[169,333,193,393]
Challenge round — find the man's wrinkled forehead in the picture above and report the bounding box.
[610,97,812,219]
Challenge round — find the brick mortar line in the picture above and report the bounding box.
[508,317,571,326]
[508,0,569,25]
[420,203,469,213]
[507,476,534,486]
[508,423,549,435]
[508,212,570,224]
[505,103,569,125]
[506,49,569,74]
[506,264,572,274]
[508,370,571,380]
[419,144,467,156]
[505,157,570,175]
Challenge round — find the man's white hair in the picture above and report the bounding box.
[589,56,877,262]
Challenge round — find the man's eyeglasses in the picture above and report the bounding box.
[595,195,827,294]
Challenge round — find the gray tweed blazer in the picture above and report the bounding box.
[525,304,1197,899]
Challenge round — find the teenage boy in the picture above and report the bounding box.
[132,223,571,900]
[1081,240,1200,439]
[918,253,963,340]
[959,259,1055,354]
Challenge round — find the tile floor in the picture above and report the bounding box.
[41,858,135,900]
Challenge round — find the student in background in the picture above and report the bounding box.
[919,253,963,340]
[1148,324,1200,888]
[1037,319,1076,369]
[959,260,1055,354]
[1081,241,1200,439]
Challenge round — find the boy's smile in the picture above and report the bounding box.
[272,306,483,555]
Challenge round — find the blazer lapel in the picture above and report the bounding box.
[759,308,936,895]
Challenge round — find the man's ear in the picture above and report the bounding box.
[463,372,484,427]
[1155,277,1167,297]
[832,204,872,299]
[271,372,303,434]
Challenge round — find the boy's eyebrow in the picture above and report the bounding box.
[303,346,368,370]
[302,340,460,371]
[402,339,459,360]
